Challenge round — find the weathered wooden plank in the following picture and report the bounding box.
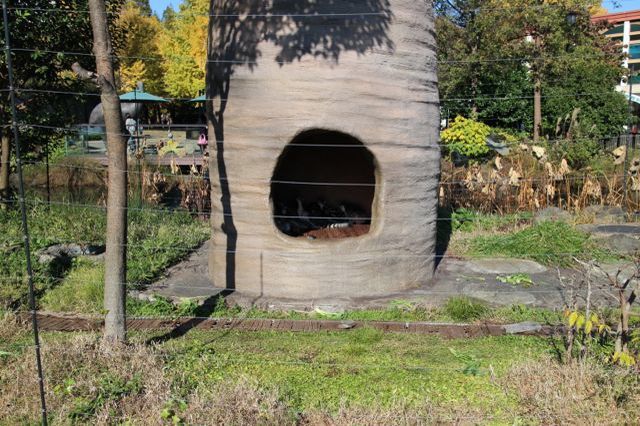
[20,312,564,339]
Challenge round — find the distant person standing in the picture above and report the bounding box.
[125,114,137,153]
[197,130,208,154]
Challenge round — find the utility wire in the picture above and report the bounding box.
[9,46,616,66]
[2,155,630,186]
[0,275,579,295]
[7,122,632,146]
[10,86,627,103]
[7,0,639,17]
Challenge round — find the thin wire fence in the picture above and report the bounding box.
[5,3,640,424]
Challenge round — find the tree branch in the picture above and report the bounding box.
[71,62,98,84]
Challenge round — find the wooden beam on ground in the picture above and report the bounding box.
[17,312,564,339]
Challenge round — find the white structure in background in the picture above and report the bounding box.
[593,9,640,97]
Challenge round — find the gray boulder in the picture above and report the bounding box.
[37,243,105,267]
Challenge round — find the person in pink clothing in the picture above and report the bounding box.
[197,130,208,154]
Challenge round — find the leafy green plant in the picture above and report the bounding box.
[388,299,417,311]
[158,139,185,157]
[451,208,531,233]
[451,208,480,232]
[448,347,482,376]
[161,398,187,425]
[564,309,615,364]
[553,137,601,170]
[313,308,342,320]
[497,273,534,288]
[69,373,143,421]
[441,116,491,158]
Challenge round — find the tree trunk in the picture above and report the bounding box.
[533,35,542,143]
[0,129,9,209]
[533,75,542,142]
[88,0,127,342]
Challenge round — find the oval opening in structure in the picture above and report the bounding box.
[270,129,376,239]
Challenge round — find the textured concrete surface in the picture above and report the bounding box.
[206,0,441,299]
[138,241,224,303]
[142,242,625,311]
[577,223,640,254]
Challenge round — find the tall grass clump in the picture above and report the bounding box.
[1,202,208,310]
[468,221,609,267]
[443,296,489,322]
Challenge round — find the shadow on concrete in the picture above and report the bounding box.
[435,206,453,269]
[144,290,234,345]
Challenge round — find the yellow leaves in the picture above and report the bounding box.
[575,314,585,329]
[589,5,608,17]
[568,311,578,327]
[115,2,165,93]
[566,310,607,336]
[584,320,593,335]
[157,0,209,97]
[118,60,147,92]
[612,351,636,367]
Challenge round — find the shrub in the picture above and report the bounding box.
[553,137,601,170]
[441,116,491,158]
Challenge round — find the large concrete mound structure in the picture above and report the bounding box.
[207,0,440,300]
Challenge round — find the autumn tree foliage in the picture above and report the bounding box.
[113,0,207,98]
[114,1,165,93]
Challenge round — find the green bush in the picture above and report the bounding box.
[554,137,601,170]
[441,116,491,158]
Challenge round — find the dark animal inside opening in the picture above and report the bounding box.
[271,129,376,239]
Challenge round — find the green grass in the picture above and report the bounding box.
[3,315,639,424]
[0,313,558,423]
[1,202,209,309]
[450,208,533,233]
[158,329,549,413]
[41,261,104,313]
[442,296,490,322]
[468,220,613,267]
[106,295,564,327]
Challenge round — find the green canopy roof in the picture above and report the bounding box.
[189,94,207,103]
[119,89,167,103]
[630,75,640,85]
[625,91,640,105]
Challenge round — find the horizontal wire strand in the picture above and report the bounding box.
[9,46,617,66]
[10,86,628,103]
[6,0,638,17]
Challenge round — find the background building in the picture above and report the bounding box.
[593,9,640,109]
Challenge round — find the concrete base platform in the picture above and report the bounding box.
[139,242,624,311]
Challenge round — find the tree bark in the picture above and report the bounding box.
[533,35,542,143]
[0,129,9,209]
[533,75,542,143]
[87,0,127,342]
